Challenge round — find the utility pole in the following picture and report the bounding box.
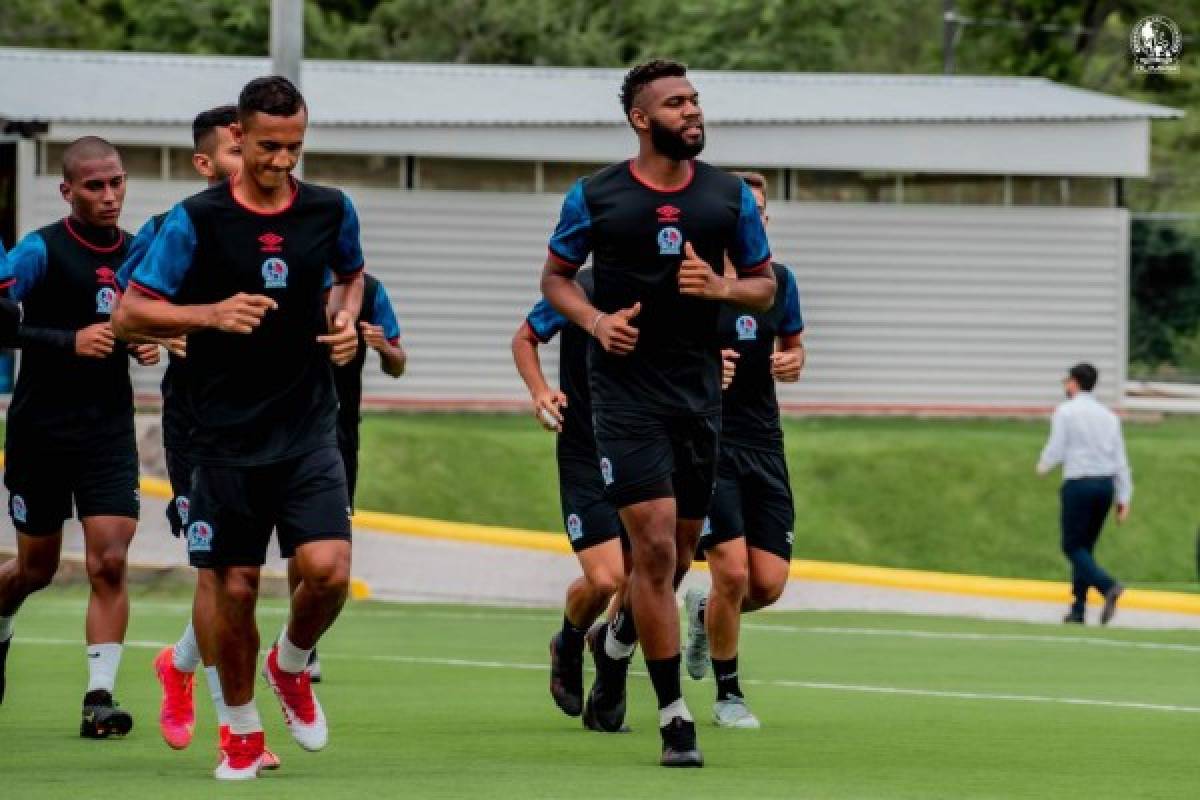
[271,0,304,88]
[942,0,958,75]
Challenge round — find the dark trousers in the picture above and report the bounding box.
[1060,477,1117,613]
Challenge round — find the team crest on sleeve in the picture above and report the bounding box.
[187,520,214,553]
[95,287,117,314]
[735,315,758,341]
[566,513,584,541]
[175,495,190,526]
[657,227,683,256]
[261,258,289,289]
[599,457,614,486]
[11,494,27,524]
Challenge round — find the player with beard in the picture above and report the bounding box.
[682,172,805,730]
[540,60,775,767]
[114,76,364,780]
[0,137,160,735]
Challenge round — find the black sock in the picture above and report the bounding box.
[609,604,638,647]
[713,655,742,701]
[645,654,683,713]
[560,615,586,654]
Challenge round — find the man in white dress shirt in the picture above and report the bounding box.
[1037,363,1132,625]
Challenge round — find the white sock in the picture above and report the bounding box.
[86,643,123,693]
[604,627,635,661]
[276,630,311,674]
[658,697,694,727]
[205,665,230,726]
[172,622,201,673]
[0,613,13,642]
[225,700,262,735]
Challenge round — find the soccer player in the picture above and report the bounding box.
[286,269,405,680]
[112,105,276,768]
[113,76,364,780]
[0,137,160,735]
[1037,363,1131,625]
[681,172,805,729]
[511,268,629,720]
[540,60,775,767]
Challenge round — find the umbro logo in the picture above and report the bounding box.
[258,232,284,253]
[656,204,681,223]
[95,267,117,286]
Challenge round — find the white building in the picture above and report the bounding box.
[0,48,1181,410]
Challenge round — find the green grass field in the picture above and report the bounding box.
[354,413,1200,585]
[3,587,1198,799]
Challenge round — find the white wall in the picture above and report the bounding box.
[21,176,1128,410]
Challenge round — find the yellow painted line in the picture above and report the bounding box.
[29,466,1200,616]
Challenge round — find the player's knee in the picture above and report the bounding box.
[748,577,785,609]
[304,559,351,598]
[635,535,676,581]
[85,548,127,587]
[586,569,621,598]
[219,570,260,607]
[712,561,749,599]
[19,558,59,592]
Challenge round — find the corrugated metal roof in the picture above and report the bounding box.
[0,47,1181,128]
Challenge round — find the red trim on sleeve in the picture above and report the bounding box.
[0,278,15,290]
[739,258,771,276]
[129,280,169,301]
[546,248,582,275]
[387,336,400,346]
[335,264,365,284]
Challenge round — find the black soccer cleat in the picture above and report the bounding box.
[0,635,10,705]
[549,632,583,717]
[80,690,134,739]
[660,716,704,767]
[582,624,630,733]
[1062,609,1085,625]
[1101,584,1124,626]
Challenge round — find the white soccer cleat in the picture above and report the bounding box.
[263,646,328,751]
[683,587,710,680]
[214,730,265,780]
[713,697,761,729]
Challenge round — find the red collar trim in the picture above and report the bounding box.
[229,175,299,216]
[64,217,125,254]
[628,159,695,193]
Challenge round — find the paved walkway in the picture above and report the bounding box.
[2,492,1197,630]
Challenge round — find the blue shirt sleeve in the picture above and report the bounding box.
[1,233,49,302]
[333,193,365,279]
[369,283,402,344]
[547,180,591,271]
[779,267,804,335]
[130,204,197,299]
[323,269,334,291]
[525,298,567,343]
[116,216,160,291]
[729,180,771,274]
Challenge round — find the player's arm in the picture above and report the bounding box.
[320,194,367,366]
[512,301,568,432]
[359,281,406,377]
[113,205,277,339]
[770,267,806,383]
[112,216,184,356]
[680,180,777,311]
[540,179,640,355]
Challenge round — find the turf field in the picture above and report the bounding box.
[3,587,1197,799]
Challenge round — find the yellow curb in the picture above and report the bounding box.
[37,468,1200,617]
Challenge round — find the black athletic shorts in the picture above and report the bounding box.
[164,445,195,538]
[185,445,352,568]
[592,408,720,520]
[558,452,626,553]
[700,444,795,561]
[4,434,140,536]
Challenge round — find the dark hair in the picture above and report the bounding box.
[238,76,306,124]
[192,104,238,151]
[1069,363,1098,391]
[619,59,688,116]
[733,171,768,199]
[61,136,120,181]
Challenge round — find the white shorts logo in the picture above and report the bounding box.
[566,513,583,541]
[599,457,614,486]
[187,521,214,553]
[11,494,27,524]
[175,495,190,526]
[701,517,712,537]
